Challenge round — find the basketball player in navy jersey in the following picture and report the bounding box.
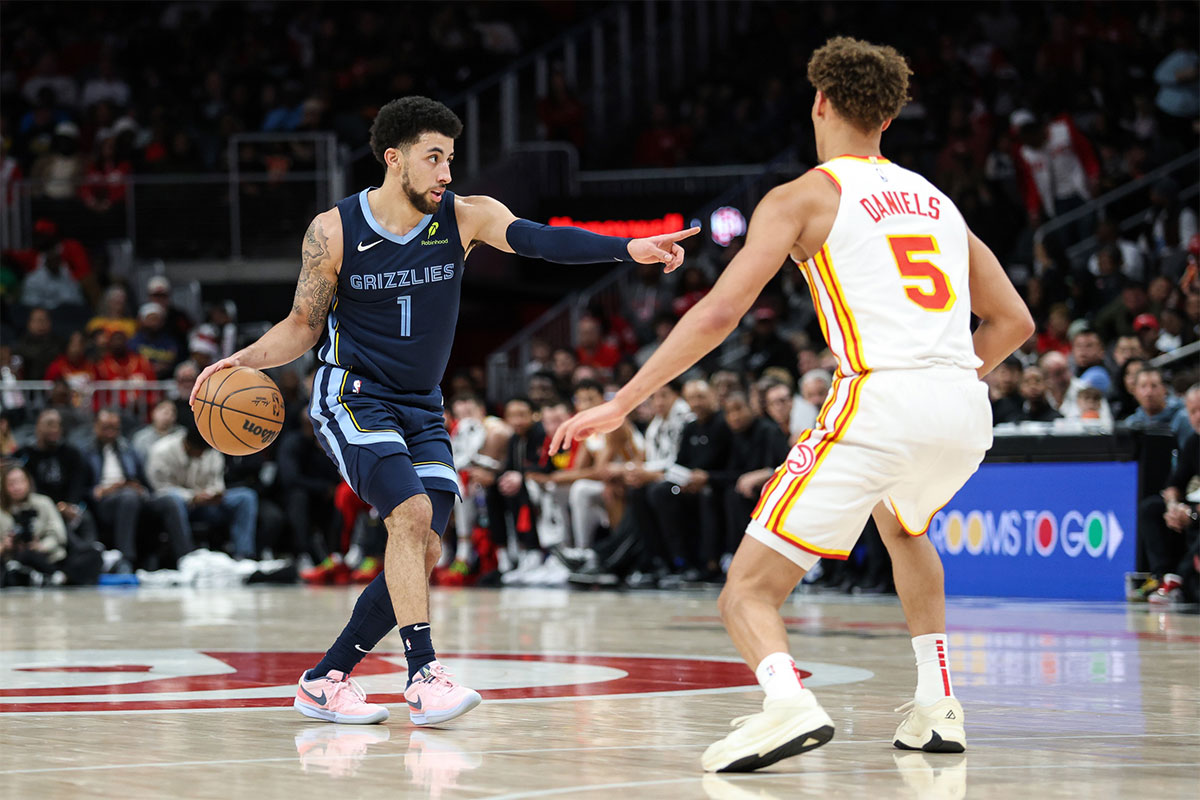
[192,96,698,725]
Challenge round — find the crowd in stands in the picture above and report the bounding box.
[2,1,1198,596]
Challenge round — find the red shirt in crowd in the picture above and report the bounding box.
[1036,331,1071,355]
[45,353,97,385]
[95,349,158,411]
[576,342,621,370]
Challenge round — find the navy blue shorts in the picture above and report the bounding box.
[308,365,458,523]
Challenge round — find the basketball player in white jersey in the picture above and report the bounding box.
[551,37,1034,772]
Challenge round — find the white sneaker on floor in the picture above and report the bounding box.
[525,555,571,586]
[893,697,966,752]
[701,690,835,772]
[501,550,543,585]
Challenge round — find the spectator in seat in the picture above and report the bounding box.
[702,390,789,580]
[1127,366,1191,446]
[1133,313,1163,359]
[30,121,85,203]
[1111,358,1147,421]
[745,307,797,381]
[987,357,1024,424]
[447,394,510,571]
[19,244,84,311]
[550,347,578,399]
[45,330,97,389]
[13,307,61,381]
[1013,111,1098,237]
[631,379,732,587]
[1094,279,1150,344]
[81,408,186,569]
[95,329,157,413]
[492,396,549,580]
[1135,385,1200,604]
[1041,350,1111,422]
[575,315,620,371]
[1070,328,1109,377]
[1140,178,1198,279]
[526,371,559,410]
[0,465,67,586]
[1087,220,1145,283]
[1016,365,1062,423]
[146,275,193,351]
[15,408,96,546]
[1036,304,1072,355]
[6,218,96,305]
[131,399,182,461]
[146,423,257,560]
[86,285,138,343]
[634,312,676,367]
[130,302,181,379]
[795,369,833,433]
[277,414,341,568]
[171,360,200,423]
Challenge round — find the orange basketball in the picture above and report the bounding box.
[192,366,285,456]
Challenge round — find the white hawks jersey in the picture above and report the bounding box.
[798,155,982,378]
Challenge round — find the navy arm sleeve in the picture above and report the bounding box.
[506,219,634,264]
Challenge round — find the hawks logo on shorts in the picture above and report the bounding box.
[787,444,816,475]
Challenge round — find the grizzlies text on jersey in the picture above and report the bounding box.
[317,187,465,394]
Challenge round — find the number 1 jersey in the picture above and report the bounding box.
[318,188,465,394]
[799,155,981,378]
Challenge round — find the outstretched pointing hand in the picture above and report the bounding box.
[549,399,631,455]
[628,226,701,273]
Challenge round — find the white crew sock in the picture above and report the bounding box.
[754,652,805,700]
[912,633,954,706]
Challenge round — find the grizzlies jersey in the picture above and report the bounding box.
[317,188,465,396]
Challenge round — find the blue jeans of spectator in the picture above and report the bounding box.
[157,488,259,559]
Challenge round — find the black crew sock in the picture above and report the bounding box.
[308,571,396,679]
[399,622,436,683]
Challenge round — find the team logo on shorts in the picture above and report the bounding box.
[786,444,816,475]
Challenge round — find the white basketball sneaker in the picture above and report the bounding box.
[701,690,835,772]
[893,697,966,753]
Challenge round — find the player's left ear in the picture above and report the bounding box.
[880,118,893,133]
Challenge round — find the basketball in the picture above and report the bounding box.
[192,366,285,456]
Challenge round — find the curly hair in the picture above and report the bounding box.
[807,36,912,133]
[369,96,464,164]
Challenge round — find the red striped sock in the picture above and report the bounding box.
[912,633,954,706]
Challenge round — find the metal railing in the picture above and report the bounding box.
[1034,150,1200,266]
[1,380,176,425]
[2,133,342,260]
[484,147,803,403]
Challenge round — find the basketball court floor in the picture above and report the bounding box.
[1,585,1197,799]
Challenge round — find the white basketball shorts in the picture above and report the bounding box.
[746,368,992,571]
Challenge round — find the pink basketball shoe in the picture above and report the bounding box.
[403,661,482,725]
[293,669,390,724]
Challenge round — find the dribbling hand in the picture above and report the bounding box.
[189,356,240,409]
[549,399,630,455]
[627,226,701,273]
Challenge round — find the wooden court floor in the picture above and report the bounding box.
[1,585,1197,799]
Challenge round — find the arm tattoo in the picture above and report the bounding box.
[293,217,336,330]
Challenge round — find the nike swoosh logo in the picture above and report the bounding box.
[408,697,423,711]
[357,240,383,251]
[412,624,430,631]
[300,685,327,705]
[354,644,372,653]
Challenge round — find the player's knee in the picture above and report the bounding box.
[425,532,442,567]
[385,494,433,537]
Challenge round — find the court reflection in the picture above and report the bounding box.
[293,724,391,778]
[893,752,967,800]
[403,729,482,799]
[700,773,787,799]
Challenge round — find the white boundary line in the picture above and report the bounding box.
[2,733,1196,776]
[481,761,1200,800]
